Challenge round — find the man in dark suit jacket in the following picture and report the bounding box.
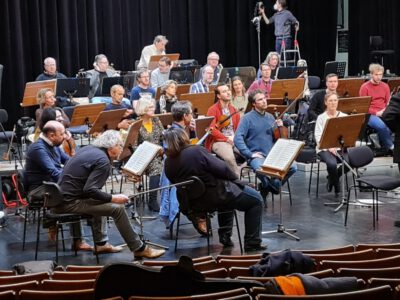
[382,94,400,172]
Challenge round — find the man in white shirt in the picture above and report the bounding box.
[150,57,172,88]
[137,35,168,70]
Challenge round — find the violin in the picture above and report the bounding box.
[63,132,76,156]
[272,90,304,140]
[194,108,244,146]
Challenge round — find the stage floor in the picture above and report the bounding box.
[1,159,400,269]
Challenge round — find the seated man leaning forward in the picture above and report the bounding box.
[53,130,165,259]
[164,127,266,252]
[234,89,297,202]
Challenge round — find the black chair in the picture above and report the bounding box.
[370,36,395,67]
[308,76,321,90]
[35,181,99,263]
[345,146,400,228]
[174,176,243,254]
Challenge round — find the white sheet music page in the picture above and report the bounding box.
[262,139,304,171]
[122,141,162,176]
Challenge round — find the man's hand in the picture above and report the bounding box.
[189,119,196,131]
[118,119,133,130]
[252,152,265,159]
[276,119,284,127]
[376,109,385,117]
[111,194,129,204]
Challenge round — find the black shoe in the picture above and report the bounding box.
[326,177,333,193]
[334,183,340,197]
[258,183,269,202]
[219,235,234,247]
[394,220,400,227]
[244,244,268,252]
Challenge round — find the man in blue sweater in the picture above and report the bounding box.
[234,90,297,202]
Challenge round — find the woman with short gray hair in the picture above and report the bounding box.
[157,80,178,114]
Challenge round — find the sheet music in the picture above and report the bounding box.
[122,141,162,176]
[263,139,304,171]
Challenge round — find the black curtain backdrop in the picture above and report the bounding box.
[349,0,400,76]
[0,0,337,128]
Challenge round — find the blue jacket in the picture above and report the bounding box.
[24,138,69,191]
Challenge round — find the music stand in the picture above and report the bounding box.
[337,78,366,98]
[266,105,287,116]
[276,66,307,79]
[100,77,124,96]
[69,103,106,127]
[267,98,285,105]
[218,67,257,89]
[319,114,366,212]
[180,92,215,116]
[337,96,371,115]
[88,109,127,134]
[270,78,305,99]
[154,113,173,128]
[195,116,214,139]
[148,53,180,71]
[21,79,57,107]
[169,65,200,84]
[118,120,143,162]
[324,61,346,79]
[56,78,90,98]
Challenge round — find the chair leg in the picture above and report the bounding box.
[316,161,320,198]
[89,222,99,264]
[372,190,376,229]
[174,212,181,252]
[55,224,60,264]
[376,190,379,221]
[34,210,42,260]
[233,211,243,254]
[22,208,29,250]
[60,224,66,252]
[308,162,313,194]
[344,186,353,226]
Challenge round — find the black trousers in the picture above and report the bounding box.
[318,150,349,186]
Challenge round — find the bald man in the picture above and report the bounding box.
[36,57,67,81]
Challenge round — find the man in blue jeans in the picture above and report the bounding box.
[234,89,297,203]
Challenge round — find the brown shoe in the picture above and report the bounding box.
[196,218,208,236]
[134,245,165,259]
[94,243,123,254]
[48,226,57,242]
[71,240,94,252]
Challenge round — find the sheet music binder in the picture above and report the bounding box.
[260,139,304,180]
[121,141,162,176]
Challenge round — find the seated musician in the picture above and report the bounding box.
[150,56,172,88]
[359,63,394,153]
[205,83,241,176]
[231,76,249,117]
[137,35,168,70]
[104,84,135,130]
[53,130,165,259]
[130,70,156,109]
[234,90,297,202]
[155,80,178,114]
[314,92,349,197]
[35,88,70,128]
[190,65,214,93]
[247,63,273,96]
[198,52,222,85]
[23,121,89,250]
[164,127,266,251]
[159,101,207,234]
[136,97,164,212]
[36,57,67,81]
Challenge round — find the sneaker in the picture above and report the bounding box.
[219,235,234,247]
[94,243,123,254]
[244,244,268,252]
[134,245,165,259]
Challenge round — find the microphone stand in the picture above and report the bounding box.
[252,16,262,67]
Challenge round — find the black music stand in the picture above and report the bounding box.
[218,67,257,89]
[276,66,307,79]
[100,77,124,96]
[319,114,366,212]
[56,78,90,98]
[169,65,200,84]
[324,61,346,79]
[88,109,127,134]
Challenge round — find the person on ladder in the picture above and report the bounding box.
[259,0,299,55]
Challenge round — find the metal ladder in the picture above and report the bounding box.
[280,32,301,67]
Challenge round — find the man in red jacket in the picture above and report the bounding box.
[205,84,241,175]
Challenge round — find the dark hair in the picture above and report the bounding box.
[248,89,266,105]
[163,127,190,157]
[39,107,57,131]
[214,83,228,103]
[325,73,338,81]
[171,101,192,122]
[278,0,287,9]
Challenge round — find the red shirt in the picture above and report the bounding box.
[247,79,273,97]
[359,80,390,115]
[204,101,240,151]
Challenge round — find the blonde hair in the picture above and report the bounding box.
[135,97,155,116]
[369,63,384,74]
[37,88,54,108]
